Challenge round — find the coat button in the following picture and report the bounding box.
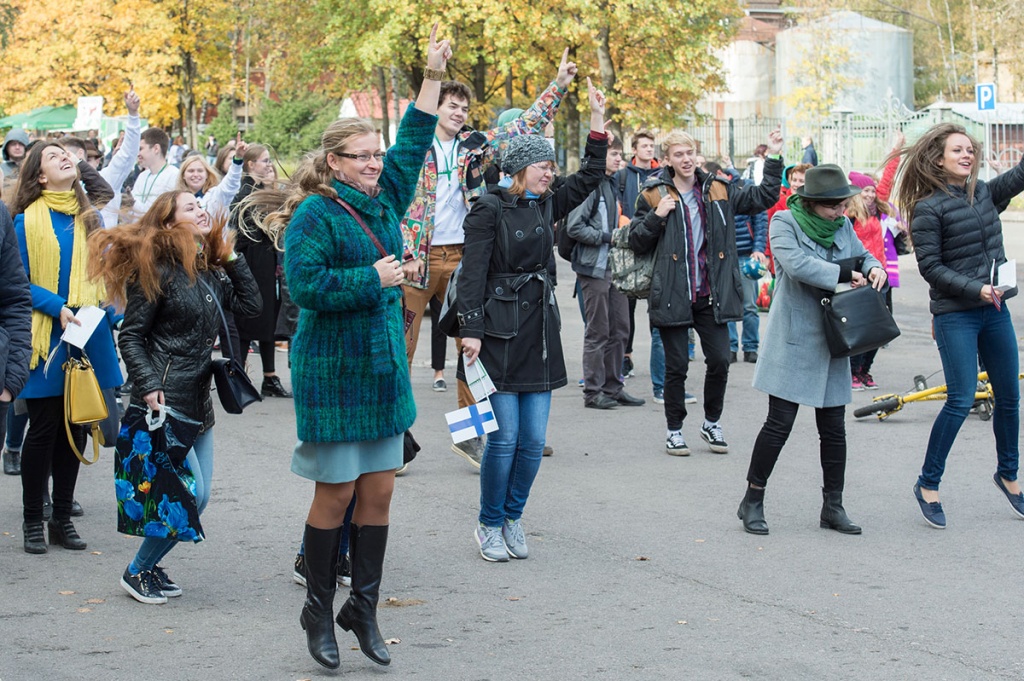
[205,339,213,346]
[515,230,525,238]
[718,251,725,259]
[205,294,213,302]
[672,253,678,261]
[521,301,529,310]
[496,286,504,295]
[535,226,543,234]
[529,201,536,207]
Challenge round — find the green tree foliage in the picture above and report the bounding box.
[251,95,339,158]
[205,103,239,145]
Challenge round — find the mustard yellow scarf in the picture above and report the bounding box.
[24,191,104,369]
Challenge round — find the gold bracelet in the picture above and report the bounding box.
[423,67,447,81]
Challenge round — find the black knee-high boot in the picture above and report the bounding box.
[299,524,342,669]
[336,524,390,666]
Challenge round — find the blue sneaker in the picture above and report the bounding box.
[913,484,946,529]
[992,474,1024,519]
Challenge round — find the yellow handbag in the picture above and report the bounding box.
[63,352,108,465]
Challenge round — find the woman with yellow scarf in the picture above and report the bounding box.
[8,142,123,554]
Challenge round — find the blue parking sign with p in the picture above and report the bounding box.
[976,83,996,111]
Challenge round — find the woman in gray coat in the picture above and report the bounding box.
[737,165,885,535]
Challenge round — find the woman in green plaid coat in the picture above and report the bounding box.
[263,25,451,672]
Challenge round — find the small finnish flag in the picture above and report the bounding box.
[445,398,499,443]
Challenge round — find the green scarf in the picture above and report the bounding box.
[787,194,844,249]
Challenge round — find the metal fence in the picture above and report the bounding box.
[625,94,1024,181]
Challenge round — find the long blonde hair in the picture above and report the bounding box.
[261,117,377,249]
[890,123,980,232]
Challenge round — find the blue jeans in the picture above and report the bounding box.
[5,407,28,452]
[918,306,1020,490]
[650,327,666,392]
[478,391,551,527]
[131,428,215,573]
[728,267,760,352]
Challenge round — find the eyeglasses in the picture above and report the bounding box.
[337,152,386,163]
[530,162,556,174]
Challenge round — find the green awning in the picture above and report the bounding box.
[24,105,77,131]
[0,106,55,129]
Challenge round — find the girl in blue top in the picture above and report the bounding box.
[9,142,122,554]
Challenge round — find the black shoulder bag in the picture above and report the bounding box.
[819,253,900,358]
[198,276,264,414]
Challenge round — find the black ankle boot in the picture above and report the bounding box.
[820,489,862,534]
[3,448,20,475]
[23,522,46,554]
[737,487,769,535]
[262,375,292,398]
[299,524,342,669]
[48,518,87,549]
[337,524,391,666]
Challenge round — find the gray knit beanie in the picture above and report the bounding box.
[502,134,556,177]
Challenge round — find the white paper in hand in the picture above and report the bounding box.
[464,359,497,402]
[60,306,107,349]
[995,259,1016,293]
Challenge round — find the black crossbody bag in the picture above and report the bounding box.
[198,276,263,414]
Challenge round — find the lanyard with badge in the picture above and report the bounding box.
[434,136,463,211]
[140,163,168,204]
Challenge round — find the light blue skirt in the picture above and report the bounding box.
[290,434,403,484]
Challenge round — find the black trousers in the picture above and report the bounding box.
[658,297,730,430]
[21,397,86,523]
[746,395,847,491]
[429,295,447,372]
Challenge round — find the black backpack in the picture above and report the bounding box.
[556,181,617,262]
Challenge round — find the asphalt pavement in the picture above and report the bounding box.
[2,218,1024,680]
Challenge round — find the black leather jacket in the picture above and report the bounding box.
[118,257,261,430]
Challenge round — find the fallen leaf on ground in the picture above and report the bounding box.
[507,597,520,601]
[85,598,104,604]
[634,556,650,561]
[382,597,425,607]
[58,590,75,596]
[385,638,400,645]
[77,608,92,613]
[694,539,705,543]
[164,629,174,634]
[90,551,102,555]
[677,621,688,625]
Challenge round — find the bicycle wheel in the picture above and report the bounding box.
[854,397,900,418]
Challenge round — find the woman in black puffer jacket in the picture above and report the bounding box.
[894,123,1024,529]
[89,190,260,603]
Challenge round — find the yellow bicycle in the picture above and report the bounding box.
[853,372,1024,421]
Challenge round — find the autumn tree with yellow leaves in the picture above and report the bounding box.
[1,0,741,157]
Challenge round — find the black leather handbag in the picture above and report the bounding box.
[820,285,901,358]
[199,277,263,414]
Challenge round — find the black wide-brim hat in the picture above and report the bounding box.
[794,164,862,201]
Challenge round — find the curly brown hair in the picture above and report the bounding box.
[87,190,235,310]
